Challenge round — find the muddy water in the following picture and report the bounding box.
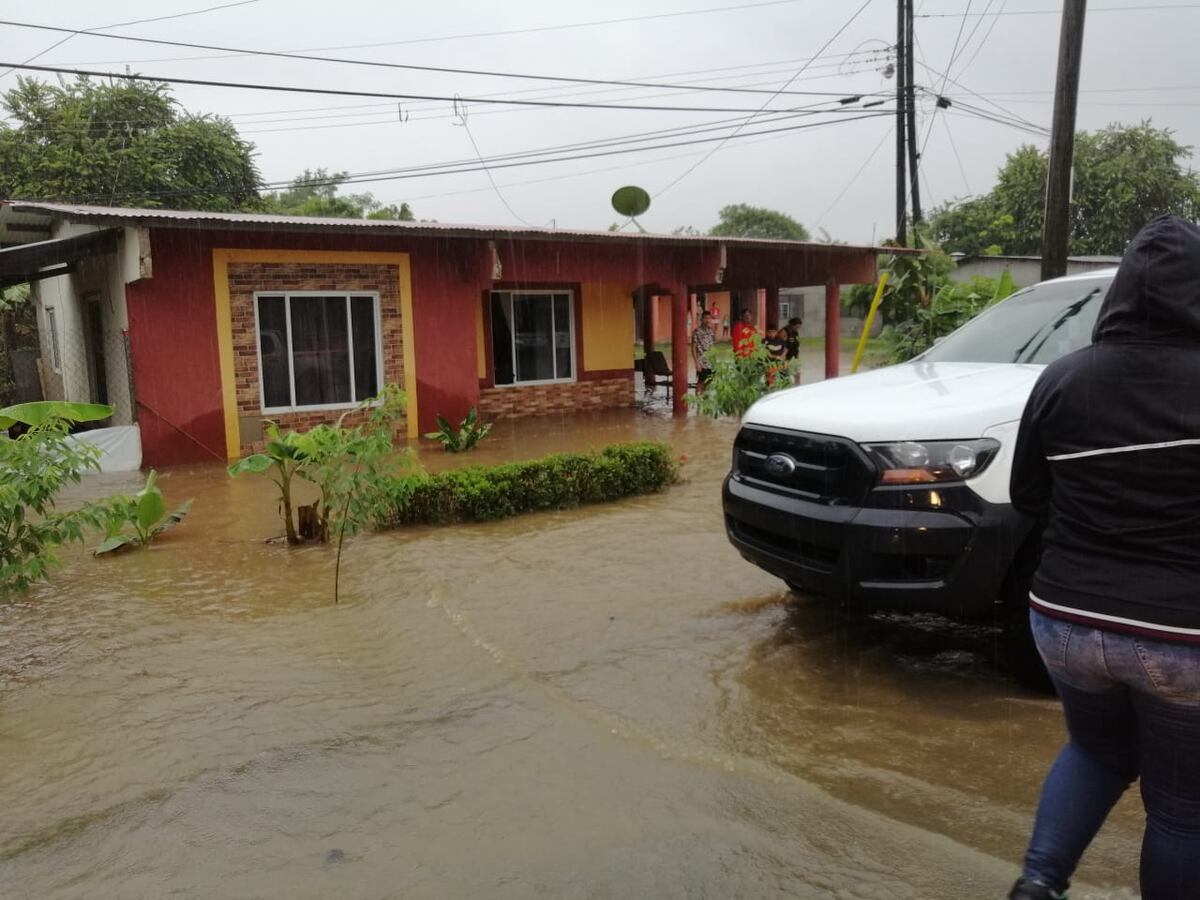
[0,411,1141,899]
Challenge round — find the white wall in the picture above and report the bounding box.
[29,223,139,425]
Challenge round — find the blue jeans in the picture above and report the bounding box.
[1022,609,1200,898]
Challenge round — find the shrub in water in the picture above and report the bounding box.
[378,442,679,526]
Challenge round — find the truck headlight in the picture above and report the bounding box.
[862,439,1001,485]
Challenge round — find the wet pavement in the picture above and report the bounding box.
[0,410,1141,898]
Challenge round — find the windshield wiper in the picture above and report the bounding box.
[1011,290,1099,364]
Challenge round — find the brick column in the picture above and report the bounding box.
[672,285,688,415]
[825,280,841,379]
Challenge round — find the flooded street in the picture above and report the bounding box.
[1,411,1140,899]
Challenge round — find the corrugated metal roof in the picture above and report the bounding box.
[1,200,913,255]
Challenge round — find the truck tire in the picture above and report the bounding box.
[998,542,1053,692]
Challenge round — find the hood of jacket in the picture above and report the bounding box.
[1092,214,1200,344]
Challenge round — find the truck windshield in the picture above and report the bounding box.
[920,276,1110,365]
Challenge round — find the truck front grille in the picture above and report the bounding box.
[733,424,876,505]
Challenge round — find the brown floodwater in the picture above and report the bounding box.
[0,409,1141,899]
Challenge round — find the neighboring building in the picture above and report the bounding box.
[949,253,1121,288]
[0,202,891,467]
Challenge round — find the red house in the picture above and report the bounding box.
[0,202,889,467]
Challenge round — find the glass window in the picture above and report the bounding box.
[919,276,1110,366]
[255,293,381,411]
[490,291,574,386]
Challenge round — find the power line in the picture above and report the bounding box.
[0,60,872,114]
[384,109,886,211]
[456,111,533,226]
[5,65,892,136]
[954,0,1009,78]
[949,96,1049,132]
[28,0,815,67]
[813,123,894,228]
[0,18,881,99]
[947,106,1048,138]
[914,58,1045,130]
[941,115,972,193]
[653,0,875,198]
[59,110,891,205]
[1,56,889,136]
[939,0,977,81]
[918,3,1200,15]
[0,0,263,81]
[948,0,999,80]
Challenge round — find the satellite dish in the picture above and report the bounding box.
[611,185,651,232]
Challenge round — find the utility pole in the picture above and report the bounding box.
[905,0,922,230]
[1041,0,1087,281]
[895,0,908,246]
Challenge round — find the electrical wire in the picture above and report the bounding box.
[32,0,815,67]
[917,4,1200,15]
[953,0,1009,79]
[919,0,973,158]
[813,123,894,228]
[384,112,888,209]
[0,18,885,99]
[457,112,533,226]
[941,114,972,193]
[0,60,873,114]
[947,106,1048,138]
[57,110,892,204]
[914,58,1045,130]
[0,0,263,81]
[939,0,977,82]
[653,0,875,198]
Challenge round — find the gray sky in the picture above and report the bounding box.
[2,0,1198,243]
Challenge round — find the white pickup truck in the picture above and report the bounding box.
[722,269,1115,672]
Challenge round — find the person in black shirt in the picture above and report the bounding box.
[784,316,802,361]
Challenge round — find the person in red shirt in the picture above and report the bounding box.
[731,307,758,357]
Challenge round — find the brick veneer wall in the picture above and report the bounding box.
[477,375,634,418]
[227,261,404,455]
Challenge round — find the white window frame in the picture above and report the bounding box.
[252,291,384,414]
[45,306,62,373]
[491,290,576,388]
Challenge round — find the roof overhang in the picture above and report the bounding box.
[0,228,121,289]
[0,200,920,257]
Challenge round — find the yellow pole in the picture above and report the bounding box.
[851,269,890,374]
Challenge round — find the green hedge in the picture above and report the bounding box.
[379,442,679,526]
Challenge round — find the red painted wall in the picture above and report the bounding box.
[124,226,878,466]
[126,229,226,466]
[127,228,493,465]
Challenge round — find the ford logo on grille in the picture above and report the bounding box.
[763,452,797,477]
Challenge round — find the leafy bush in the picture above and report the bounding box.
[229,385,411,544]
[1,400,122,591]
[424,407,492,453]
[379,442,679,526]
[884,273,1017,363]
[688,341,796,419]
[95,470,192,555]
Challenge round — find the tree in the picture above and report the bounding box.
[708,204,810,241]
[264,169,415,220]
[0,76,261,211]
[931,123,1200,256]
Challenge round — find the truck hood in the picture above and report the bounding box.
[743,361,1045,442]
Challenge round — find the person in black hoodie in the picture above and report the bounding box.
[1007,215,1200,900]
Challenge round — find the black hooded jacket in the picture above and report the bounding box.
[1010,215,1200,642]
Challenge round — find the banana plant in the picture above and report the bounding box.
[94,470,192,555]
[424,407,492,453]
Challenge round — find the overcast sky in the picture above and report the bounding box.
[1,0,1197,243]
